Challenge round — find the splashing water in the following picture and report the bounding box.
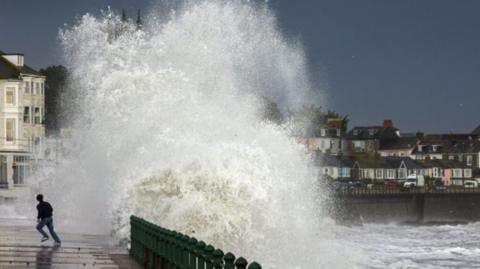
[34,1,361,268]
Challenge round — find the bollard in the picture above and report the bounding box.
[234,257,248,269]
[224,252,236,269]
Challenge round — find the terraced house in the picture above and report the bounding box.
[0,51,45,197]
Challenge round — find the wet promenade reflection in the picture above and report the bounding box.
[0,218,137,268]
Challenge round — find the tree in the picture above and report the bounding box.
[40,65,68,135]
[136,9,143,31]
[121,9,128,23]
[326,109,349,133]
[289,105,348,137]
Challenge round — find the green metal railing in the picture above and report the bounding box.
[130,216,262,269]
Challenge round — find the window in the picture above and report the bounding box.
[449,155,454,160]
[458,155,463,162]
[0,156,7,188]
[386,169,396,179]
[13,156,29,186]
[6,119,16,142]
[23,107,30,123]
[339,168,350,178]
[30,82,34,93]
[34,107,41,124]
[353,141,366,152]
[320,129,326,137]
[25,81,30,93]
[376,169,383,179]
[452,169,462,178]
[5,87,15,105]
[464,169,472,178]
[433,168,440,178]
[362,169,371,179]
[41,82,44,95]
[467,155,472,166]
[398,168,407,179]
[35,83,40,94]
[320,140,325,149]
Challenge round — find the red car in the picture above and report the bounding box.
[386,180,398,188]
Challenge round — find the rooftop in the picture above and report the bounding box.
[0,50,43,79]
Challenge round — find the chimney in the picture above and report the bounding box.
[383,119,393,128]
[2,53,24,67]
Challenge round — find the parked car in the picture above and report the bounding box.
[433,179,446,191]
[386,180,398,188]
[403,178,417,188]
[464,180,478,188]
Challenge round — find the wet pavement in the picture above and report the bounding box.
[0,218,141,269]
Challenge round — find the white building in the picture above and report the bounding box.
[0,51,45,198]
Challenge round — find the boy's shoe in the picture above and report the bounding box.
[41,236,49,242]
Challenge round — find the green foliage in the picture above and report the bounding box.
[289,105,348,137]
[259,96,283,124]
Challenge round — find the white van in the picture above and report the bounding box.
[464,180,478,188]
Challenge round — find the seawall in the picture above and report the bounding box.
[332,191,480,224]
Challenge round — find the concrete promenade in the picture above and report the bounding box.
[0,218,141,269]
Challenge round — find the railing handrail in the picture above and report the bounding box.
[130,215,262,269]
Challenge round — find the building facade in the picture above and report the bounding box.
[0,51,45,195]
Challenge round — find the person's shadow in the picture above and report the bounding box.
[35,245,60,268]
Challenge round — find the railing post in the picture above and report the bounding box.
[188,237,198,269]
[181,235,190,269]
[212,249,224,269]
[234,257,248,269]
[247,262,262,269]
[196,241,207,269]
[174,232,183,268]
[204,245,215,269]
[223,252,235,269]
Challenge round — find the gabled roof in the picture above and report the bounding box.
[383,157,424,170]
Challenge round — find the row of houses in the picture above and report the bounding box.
[0,50,46,198]
[317,154,473,186]
[308,119,480,173]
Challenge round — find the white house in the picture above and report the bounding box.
[0,51,45,197]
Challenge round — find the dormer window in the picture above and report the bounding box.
[353,129,360,136]
[368,129,377,136]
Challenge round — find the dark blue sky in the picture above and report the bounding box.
[1,0,479,133]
